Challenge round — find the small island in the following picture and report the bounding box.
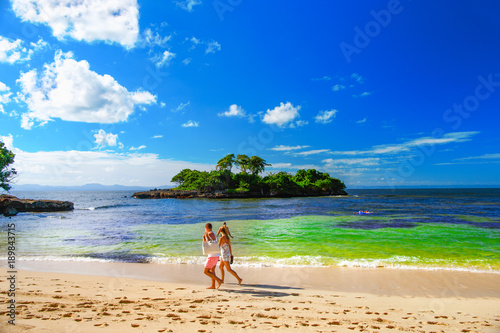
[133,154,347,199]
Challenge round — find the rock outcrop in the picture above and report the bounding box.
[0,194,74,217]
[132,189,347,199]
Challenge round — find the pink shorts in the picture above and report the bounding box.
[205,256,219,269]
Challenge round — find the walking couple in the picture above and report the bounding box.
[203,222,242,289]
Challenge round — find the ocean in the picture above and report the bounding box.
[1,189,499,273]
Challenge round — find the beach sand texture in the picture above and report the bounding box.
[1,263,499,332]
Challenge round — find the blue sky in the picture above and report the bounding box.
[1,0,499,188]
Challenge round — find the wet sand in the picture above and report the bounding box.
[1,261,499,332]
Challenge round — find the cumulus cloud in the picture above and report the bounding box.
[94,129,119,148]
[0,81,12,113]
[7,141,213,187]
[182,120,199,127]
[0,36,46,64]
[17,51,156,129]
[315,110,337,124]
[332,84,346,91]
[218,104,246,117]
[262,102,302,128]
[11,0,139,48]
[0,134,14,150]
[205,40,221,54]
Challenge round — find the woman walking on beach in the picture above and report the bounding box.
[218,226,242,285]
[203,223,223,289]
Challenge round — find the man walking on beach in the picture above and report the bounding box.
[203,223,223,289]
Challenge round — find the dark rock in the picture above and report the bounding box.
[132,189,348,200]
[3,206,18,217]
[1,194,74,216]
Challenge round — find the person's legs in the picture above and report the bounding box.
[204,257,223,289]
[219,261,225,282]
[203,267,216,289]
[222,261,242,285]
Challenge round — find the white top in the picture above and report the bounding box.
[205,232,219,258]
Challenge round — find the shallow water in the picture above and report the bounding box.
[1,188,499,272]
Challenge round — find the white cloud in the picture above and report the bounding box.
[353,91,371,98]
[262,102,302,128]
[330,131,480,156]
[457,153,500,161]
[152,135,163,139]
[268,163,320,170]
[295,149,331,157]
[269,145,310,151]
[176,0,202,12]
[205,40,221,54]
[11,0,139,49]
[357,118,367,124]
[218,104,246,117]
[190,37,201,45]
[315,110,337,124]
[182,120,199,127]
[172,101,190,112]
[17,51,156,129]
[152,50,176,67]
[311,76,332,81]
[94,129,119,148]
[268,163,292,168]
[351,73,364,84]
[0,134,14,150]
[8,143,214,187]
[332,84,346,91]
[323,157,380,167]
[129,145,146,151]
[0,81,12,113]
[141,28,171,48]
[182,58,192,65]
[0,36,46,64]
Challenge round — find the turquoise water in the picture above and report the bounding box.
[1,189,499,272]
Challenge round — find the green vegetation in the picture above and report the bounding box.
[0,141,17,192]
[171,154,346,196]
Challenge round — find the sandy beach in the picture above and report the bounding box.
[1,261,499,332]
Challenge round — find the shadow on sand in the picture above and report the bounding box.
[220,283,303,298]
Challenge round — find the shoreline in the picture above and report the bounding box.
[1,262,499,332]
[5,259,500,298]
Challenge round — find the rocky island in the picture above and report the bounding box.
[0,194,74,217]
[133,154,347,200]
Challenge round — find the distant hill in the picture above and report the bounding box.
[10,183,175,191]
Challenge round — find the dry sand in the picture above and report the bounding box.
[1,261,499,332]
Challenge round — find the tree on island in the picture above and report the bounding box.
[0,141,17,192]
[171,154,346,197]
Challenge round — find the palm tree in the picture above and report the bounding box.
[248,156,270,175]
[235,154,251,173]
[216,154,235,172]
